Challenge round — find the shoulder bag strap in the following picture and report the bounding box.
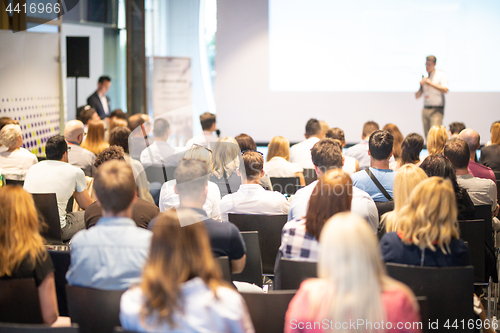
[365,168,392,201]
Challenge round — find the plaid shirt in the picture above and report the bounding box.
[279,218,319,262]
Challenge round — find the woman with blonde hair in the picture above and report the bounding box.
[81,120,109,155]
[209,136,242,197]
[159,145,221,220]
[285,212,421,333]
[265,136,305,186]
[0,186,59,324]
[382,164,428,234]
[0,124,38,180]
[426,125,448,155]
[120,208,254,332]
[480,121,500,172]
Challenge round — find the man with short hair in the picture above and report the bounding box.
[449,122,466,139]
[66,160,152,290]
[87,76,112,119]
[185,112,219,149]
[344,121,379,170]
[459,129,497,184]
[64,120,95,176]
[350,130,395,202]
[289,118,324,169]
[288,138,379,233]
[174,159,246,274]
[24,135,93,241]
[77,105,100,129]
[140,118,179,167]
[220,151,289,222]
[325,127,359,174]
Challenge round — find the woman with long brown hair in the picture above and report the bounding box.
[81,120,109,155]
[383,123,404,170]
[119,208,254,332]
[0,186,59,324]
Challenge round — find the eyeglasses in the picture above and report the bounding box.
[191,143,212,153]
[241,149,263,156]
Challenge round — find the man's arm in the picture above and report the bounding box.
[231,255,246,274]
[73,190,93,210]
[423,78,449,94]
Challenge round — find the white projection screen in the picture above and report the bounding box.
[216,0,500,144]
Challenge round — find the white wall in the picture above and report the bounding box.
[216,0,500,144]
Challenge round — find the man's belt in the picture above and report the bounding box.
[423,106,444,109]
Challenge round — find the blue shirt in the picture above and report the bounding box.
[350,167,395,202]
[66,217,152,290]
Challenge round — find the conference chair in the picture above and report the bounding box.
[113,328,139,333]
[143,165,176,184]
[240,291,296,333]
[474,204,494,249]
[66,285,125,333]
[270,177,300,196]
[232,231,263,287]
[32,193,64,245]
[48,249,71,317]
[416,296,430,333]
[494,171,500,201]
[386,263,474,332]
[275,258,317,290]
[216,256,232,283]
[0,278,44,324]
[4,179,24,186]
[228,214,288,275]
[302,168,317,186]
[0,324,79,333]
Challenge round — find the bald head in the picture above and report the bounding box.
[65,120,85,145]
[458,128,480,159]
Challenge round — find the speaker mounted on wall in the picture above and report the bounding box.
[66,37,90,78]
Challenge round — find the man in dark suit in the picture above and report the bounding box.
[87,76,111,119]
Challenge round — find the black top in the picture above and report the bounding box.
[209,172,241,198]
[457,187,475,221]
[0,252,54,287]
[85,197,160,229]
[86,91,109,120]
[480,144,500,173]
[380,232,471,267]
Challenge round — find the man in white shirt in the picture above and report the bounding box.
[288,138,379,233]
[140,118,180,167]
[185,112,219,149]
[289,118,324,169]
[65,120,96,177]
[87,76,111,119]
[24,135,94,241]
[344,121,379,170]
[220,151,289,222]
[415,55,449,140]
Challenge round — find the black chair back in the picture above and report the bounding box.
[275,258,317,290]
[458,219,486,282]
[32,193,63,245]
[216,256,232,283]
[4,179,24,186]
[232,231,263,287]
[228,214,288,275]
[302,168,317,186]
[416,296,430,333]
[66,285,125,333]
[386,263,474,332]
[48,250,71,316]
[0,278,43,324]
[494,171,500,201]
[144,165,176,184]
[240,291,296,333]
[0,323,79,333]
[474,204,493,249]
[270,177,300,195]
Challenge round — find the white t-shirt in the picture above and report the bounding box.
[185,132,219,149]
[159,179,222,220]
[264,156,303,178]
[24,160,87,228]
[423,69,448,107]
[0,148,38,180]
[289,137,320,169]
[342,155,357,175]
[139,141,181,167]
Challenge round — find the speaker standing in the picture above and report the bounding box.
[87,76,112,120]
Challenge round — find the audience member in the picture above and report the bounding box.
[81,120,109,155]
[160,145,221,220]
[64,120,96,177]
[264,136,305,185]
[77,105,100,128]
[345,120,379,170]
[426,125,448,155]
[318,120,329,136]
[128,114,149,160]
[24,135,92,241]
[351,130,395,202]
[400,133,424,167]
[209,137,242,197]
[459,128,497,183]
[173,159,246,273]
[109,126,154,203]
[66,160,152,290]
[0,124,37,180]
[381,164,428,234]
[480,121,500,172]
[108,118,128,133]
[84,147,159,229]
[185,112,219,149]
[289,118,323,169]
[0,117,18,153]
[220,151,289,222]
[234,133,273,190]
[449,121,466,138]
[0,186,59,324]
[119,209,254,332]
[87,76,111,119]
[288,138,379,233]
[325,127,359,174]
[420,154,475,220]
[285,212,421,333]
[383,123,403,171]
[109,109,127,121]
[140,118,179,167]
[279,169,351,262]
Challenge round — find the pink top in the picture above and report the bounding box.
[468,160,497,184]
[285,279,422,333]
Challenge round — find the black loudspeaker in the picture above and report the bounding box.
[66,37,90,78]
